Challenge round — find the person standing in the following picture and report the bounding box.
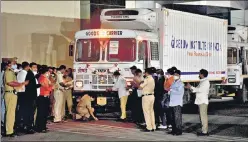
[107,71,129,121]
[16,62,29,132]
[4,60,26,137]
[24,62,41,134]
[62,70,73,119]
[186,69,210,136]
[54,65,68,123]
[161,68,175,129]
[131,69,145,125]
[35,67,53,133]
[168,70,184,136]
[1,62,7,136]
[138,68,156,132]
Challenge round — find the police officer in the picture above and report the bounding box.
[4,61,26,137]
[62,70,73,119]
[138,68,156,132]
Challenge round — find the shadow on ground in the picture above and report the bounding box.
[183,123,248,138]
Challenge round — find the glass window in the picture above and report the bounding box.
[150,42,159,60]
[138,41,146,61]
[75,39,100,62]
[107,38,136,62]
[227,48,238,64]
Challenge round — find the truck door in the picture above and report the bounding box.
[138,40,150,69]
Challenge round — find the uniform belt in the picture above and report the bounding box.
[142,94,153,97]
[5,90,14,93]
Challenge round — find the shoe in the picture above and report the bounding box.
[41,130,48,133]
[158,125,168,129]
[197,132,209,136]
[141,129,152,132]
[167,131,176,135]
[5,133,17,137]
[26,129,35,134]
[175,132,182,136]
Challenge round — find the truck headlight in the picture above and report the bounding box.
[75,81,83,88]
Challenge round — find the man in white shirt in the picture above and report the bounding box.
[186,69,210,136]
[16,62,29,132]
[107,71,129,121]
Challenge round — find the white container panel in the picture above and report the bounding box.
[162,9,227,82]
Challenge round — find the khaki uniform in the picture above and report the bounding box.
[54,71,65,122]
[4,69,18,134]
[76,95,92,119]
[140,75,156,130]
[62,76,73,116]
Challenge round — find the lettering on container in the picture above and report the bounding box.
[171,36,222,57]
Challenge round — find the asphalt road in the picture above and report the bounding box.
[2,97,248,141]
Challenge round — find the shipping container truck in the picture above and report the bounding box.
[69,8,248,113]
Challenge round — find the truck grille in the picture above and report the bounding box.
[92,74,114,85]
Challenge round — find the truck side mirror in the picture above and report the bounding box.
[69,44,74,56]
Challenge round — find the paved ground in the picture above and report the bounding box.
[2,98,248,141]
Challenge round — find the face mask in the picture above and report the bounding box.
[158,74,161,78]
[33,71,38,75]
[46,73,49,78]
[173,76,179,80]
[11,64,17,70]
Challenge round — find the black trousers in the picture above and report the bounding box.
[160,107,172,126]
[154,96,162,125]
[129,89,144,123]
[170,106,182,134]
[15,92,26,129]
[22,98,36,130]
[35,96,50,131]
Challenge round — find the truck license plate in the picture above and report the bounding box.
[97,97,107,106]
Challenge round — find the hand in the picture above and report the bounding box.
[24,81,29,86]
[94,117,98,121]
[185,83,191,89]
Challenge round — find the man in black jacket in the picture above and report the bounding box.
[24,62,41,134]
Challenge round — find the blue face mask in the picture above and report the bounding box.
[11,64,17,70]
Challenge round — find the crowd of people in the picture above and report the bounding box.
[0,57,210,138]
[1,57,74,137]
[109,66,210,136]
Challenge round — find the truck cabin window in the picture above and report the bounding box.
[107,38,136,62]
[227,48,238,64]
[75,39,100,62]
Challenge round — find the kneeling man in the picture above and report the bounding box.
[74,94,98,121]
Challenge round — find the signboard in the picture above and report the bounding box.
[109,41,119,54]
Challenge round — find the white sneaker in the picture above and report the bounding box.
[168,125,172,128]
[158,125,167,129]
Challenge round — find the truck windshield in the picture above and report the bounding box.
[227,48,238,64]
[107,38,136,62]
[75,39,100,62]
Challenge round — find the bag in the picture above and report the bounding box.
[161,93,170,109]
